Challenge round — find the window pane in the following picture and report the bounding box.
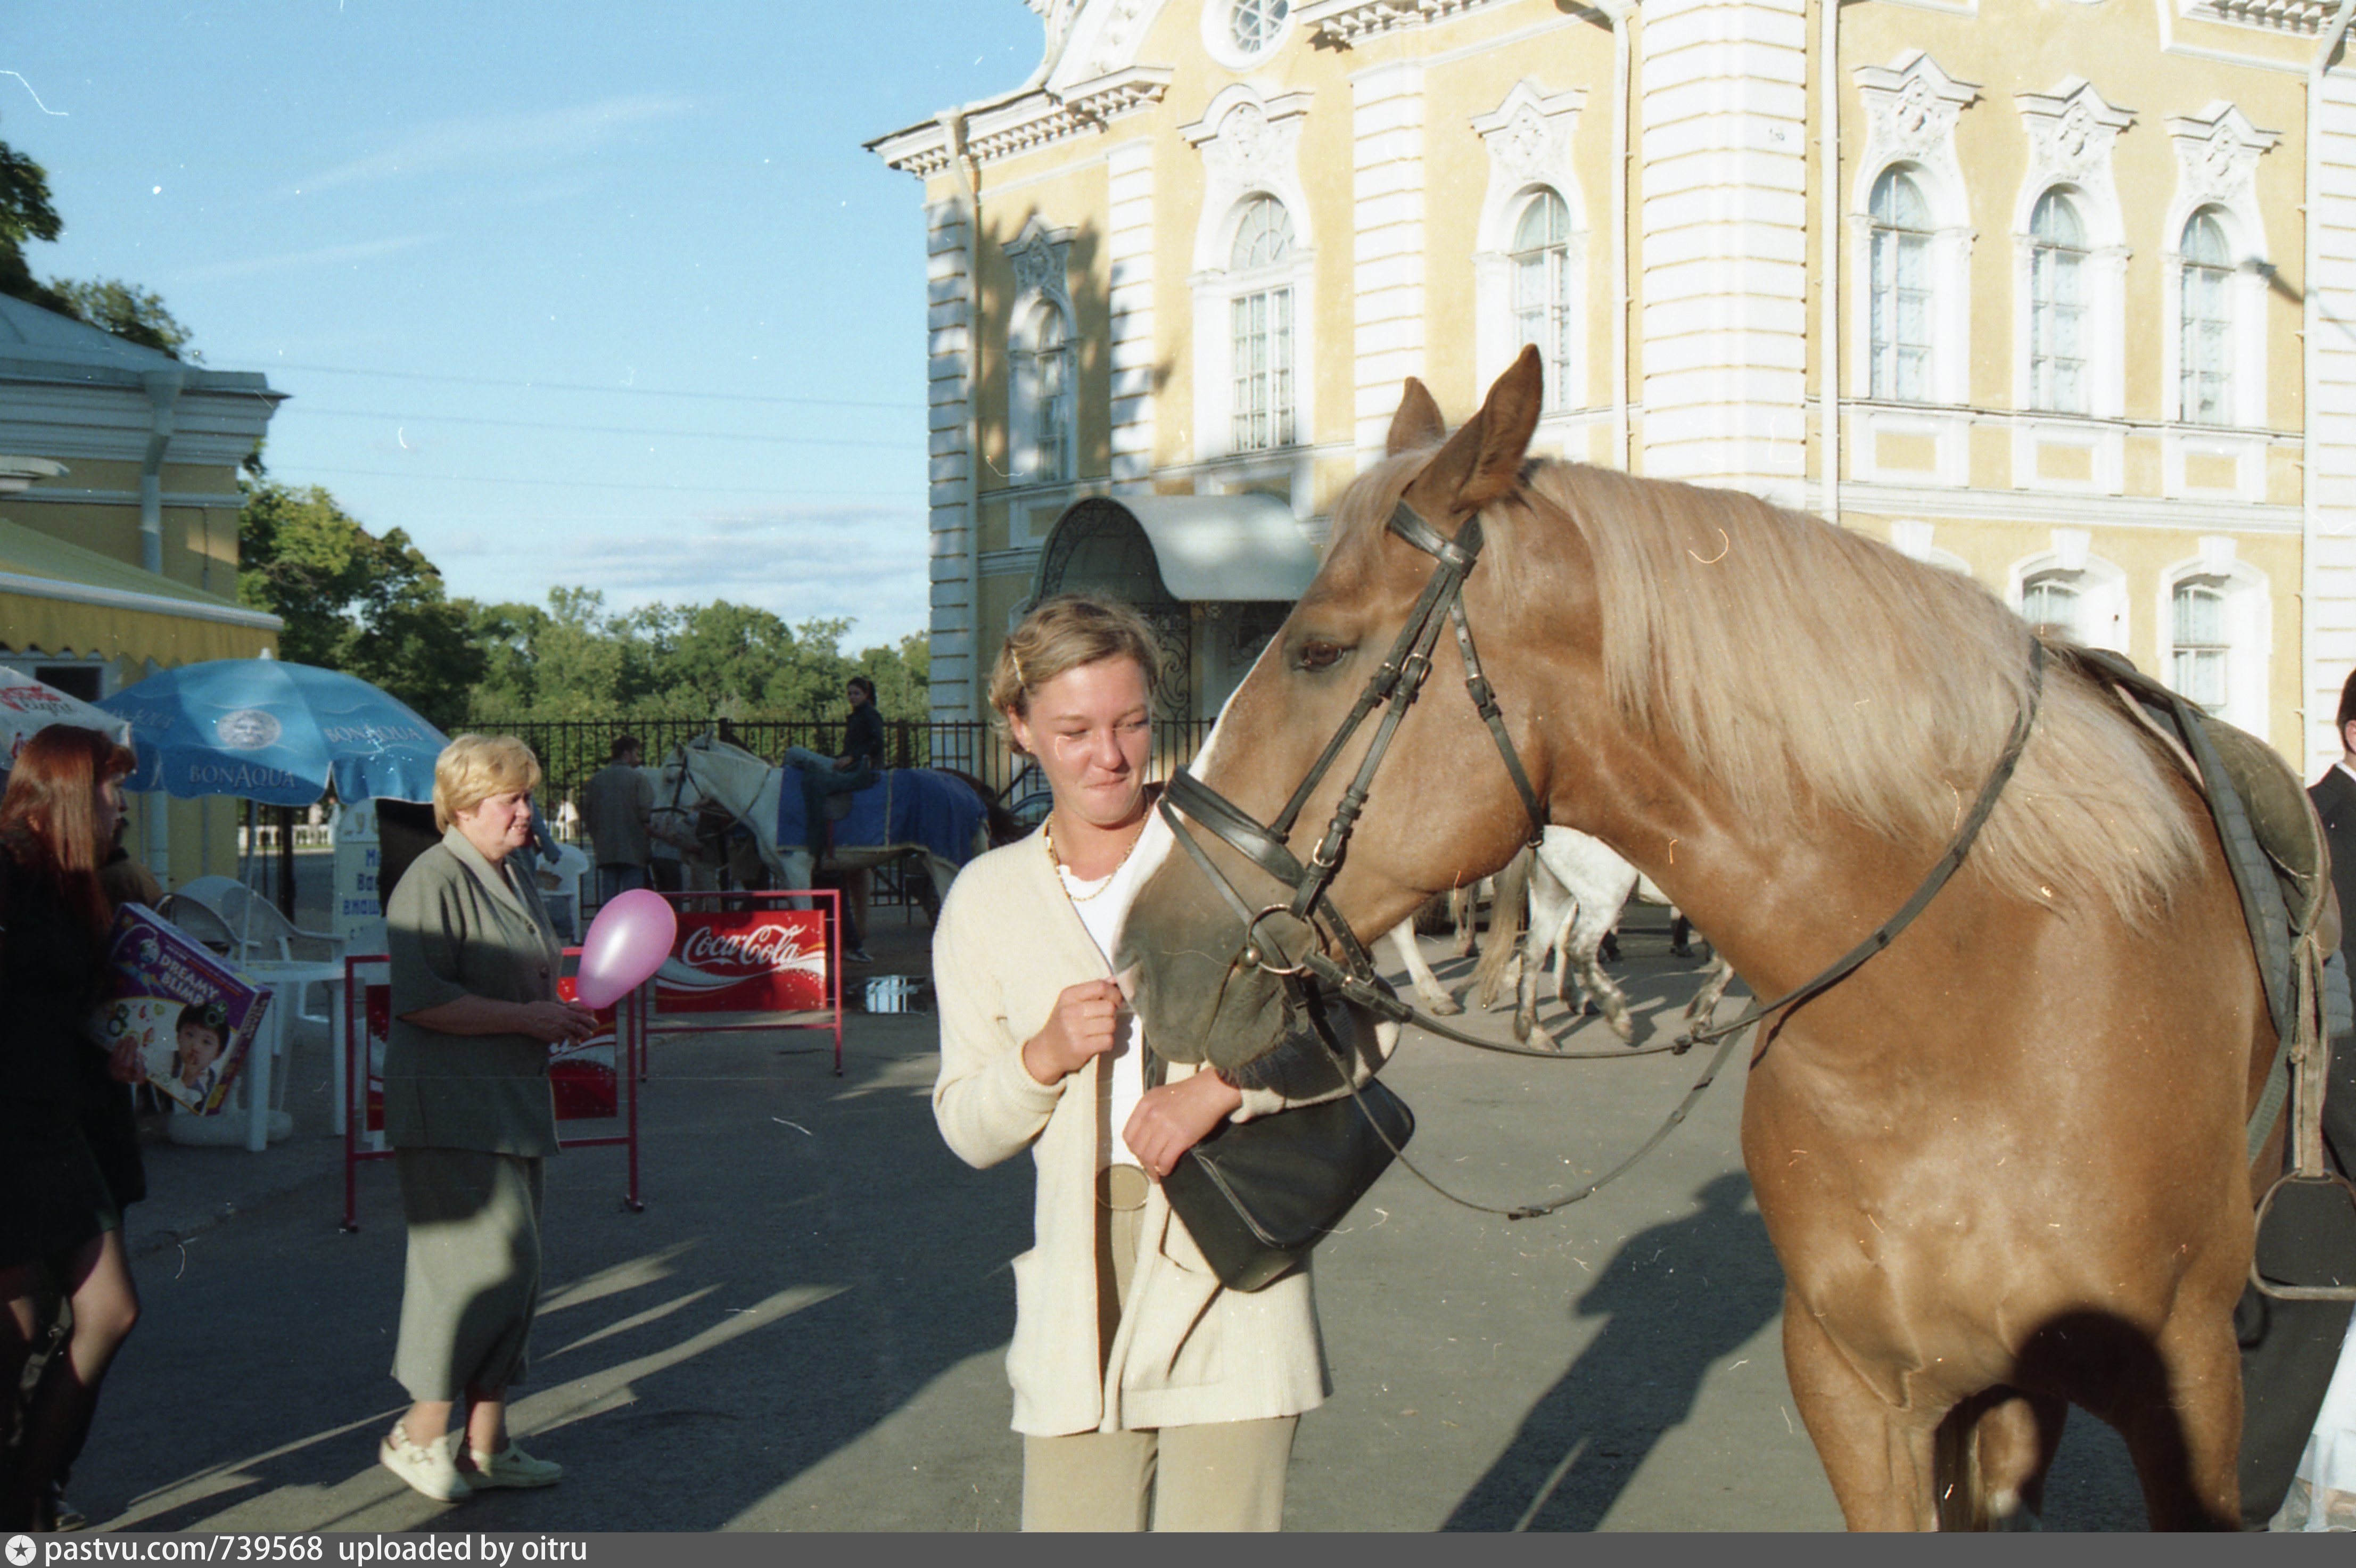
[2179,213,2234,426]
[1232,0,1290,51]
[2022,577,2080,638]
[1231,197,1294,271]
[1512,192,1575,409]
[1233,285,1294,451]
[1871,169,1930,230]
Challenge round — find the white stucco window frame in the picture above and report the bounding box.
[1470,81,1589,427]
[1003,217,1077,491]
[2157,103,2278,503]
[1849,54,1981,412]
[1185,86,1319,500]
[2010,81,2134,447]
[1203,0,1298,71]
[2008,529,2129,653]
[2155,535,2270,732]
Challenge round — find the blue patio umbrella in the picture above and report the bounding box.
[98,659,447,805]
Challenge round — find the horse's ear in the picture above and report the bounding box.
[1386,378,1446,456]
[1403,344,1543,524]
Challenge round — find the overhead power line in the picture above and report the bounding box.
[289,406,917,449]
[286,463,918,498]
[239,359,925,411]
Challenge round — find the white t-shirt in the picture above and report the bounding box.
[1058,845,1152,1171]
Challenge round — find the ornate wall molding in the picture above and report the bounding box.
[1851,51,1979,217]
[1003,217,1076,315]
[2179,0,2330,35]
[1182,85,1318,269]
[2013,78,2135,240]
[870,67,1173,177]
[2165,101,2280,220]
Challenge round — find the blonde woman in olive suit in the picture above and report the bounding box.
[932,595,1395,1532]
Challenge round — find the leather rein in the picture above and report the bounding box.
[1155,492,2047,1220]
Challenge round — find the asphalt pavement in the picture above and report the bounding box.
[64,898,2150,1531]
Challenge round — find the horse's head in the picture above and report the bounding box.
[1117,346,1576,1071]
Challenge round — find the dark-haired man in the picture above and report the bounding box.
[583,734,654,910]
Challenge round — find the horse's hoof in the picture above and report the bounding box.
[1668,943,1694,959]
[1610,1019,1636,1045]
[1424,994,1462,1017]
[1513,1013,1534,1043]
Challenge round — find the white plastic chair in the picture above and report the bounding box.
[208,885,344,1029]
[155,892,237,956]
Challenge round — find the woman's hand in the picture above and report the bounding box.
[517,999,600,1044]
[1122,1069,1244,1179]
[1020,979,1125,1085]
[105,1037,144,1085]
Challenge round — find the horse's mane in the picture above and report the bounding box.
[1334,455,2206,926]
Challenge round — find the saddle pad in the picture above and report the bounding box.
[2071,647,2325,1043]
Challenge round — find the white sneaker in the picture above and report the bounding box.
[465,1441,563,1489]
[380,1421,471,1503]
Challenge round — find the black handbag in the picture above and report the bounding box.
[1155,1000,1414,1293]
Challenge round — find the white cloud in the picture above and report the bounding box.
[176,233,440,281]
[295,95,696,193]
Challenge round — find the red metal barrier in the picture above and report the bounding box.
[341,947,646,1231]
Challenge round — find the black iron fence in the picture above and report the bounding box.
[478,716,1219,820]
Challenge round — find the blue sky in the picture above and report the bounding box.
[3,0,1043,651]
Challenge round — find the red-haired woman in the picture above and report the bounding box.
[0,725,145,1531]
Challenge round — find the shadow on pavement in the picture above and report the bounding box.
[1444,1173,1781,1531]
[76,1019,1036,1532]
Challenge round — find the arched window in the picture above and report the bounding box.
[2171,577,2229,714]
[1230,197,1297,452]
[1512,190,1575,409]
[2020,573,2082,639]
[2028,191,2088,414]
[2180,210,2233,427]
[1009,299,1074,485]
[1869,169,1933,403]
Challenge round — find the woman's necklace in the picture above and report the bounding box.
[1045,814,1144,902]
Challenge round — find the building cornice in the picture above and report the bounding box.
[869,67,1175,178]
[2180,0,2331,35]
[1298,0,1512,47]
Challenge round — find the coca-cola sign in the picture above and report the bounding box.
[656,910,829,1013]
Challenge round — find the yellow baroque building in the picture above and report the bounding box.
[875,0,2356,775]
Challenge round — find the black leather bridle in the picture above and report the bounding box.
[1151,488,2048,1219]
[1158,498,1547,1035]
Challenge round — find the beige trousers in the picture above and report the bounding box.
[1020,1165,1299,1532]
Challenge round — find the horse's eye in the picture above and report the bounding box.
[1296,639,1345,672]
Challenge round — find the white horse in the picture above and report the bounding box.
[656,734,981,904]
[1458,828,1735,1044]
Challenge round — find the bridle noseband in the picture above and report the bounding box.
[1159,496,1548,1024]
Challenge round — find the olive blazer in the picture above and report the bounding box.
[384,827,564,1157]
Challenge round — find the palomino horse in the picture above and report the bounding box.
[657,735,995,915]
[1116,347,2276,1529]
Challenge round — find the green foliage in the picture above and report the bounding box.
[237,481,485,730]
[463,589,928,727]
[51,278,197,360]
[0,138,194,356]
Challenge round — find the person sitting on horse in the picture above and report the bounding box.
[783,676,884,858]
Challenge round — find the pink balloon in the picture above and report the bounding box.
[576,889,678,1009]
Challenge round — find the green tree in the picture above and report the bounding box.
[51,277,197,360]
[1,138,195,356]
[237,481,485,729]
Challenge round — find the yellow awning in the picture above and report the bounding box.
[0,518,279,666]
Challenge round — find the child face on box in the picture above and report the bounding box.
[176,1021,223,1084]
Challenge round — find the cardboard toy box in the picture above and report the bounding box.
[86,903,273,1115]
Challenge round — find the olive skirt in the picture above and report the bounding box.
[392,1148,545,1402]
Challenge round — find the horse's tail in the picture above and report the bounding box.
[1472,846,1533,1008]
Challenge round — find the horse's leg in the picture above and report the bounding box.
[1450,882,1478,959]
[1933,1388,2068,1530]
[1386,921,1461,1016]
[1669,912,1694,959]
[1563,899,1635,1043]
[1782,1295,1945,1530]
[1683,952,1736,1025]
[1515,867,1574,1042]
[2117,1306,2244,1530]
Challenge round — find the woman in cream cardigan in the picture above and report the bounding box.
[932,594,1394,1532]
